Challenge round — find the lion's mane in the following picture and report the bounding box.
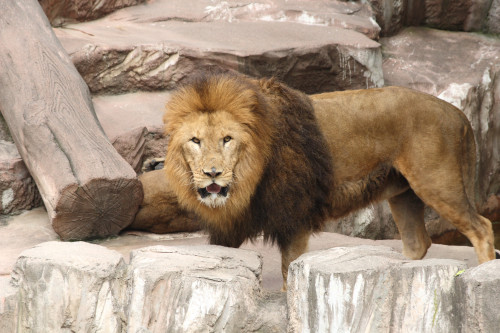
[163,72,334,250]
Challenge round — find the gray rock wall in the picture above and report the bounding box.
[4,242,500,332]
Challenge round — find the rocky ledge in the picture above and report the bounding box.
[2,242,500,332]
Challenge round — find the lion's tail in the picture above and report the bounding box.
[461,120,480,211]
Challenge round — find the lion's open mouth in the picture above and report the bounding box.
[198,183,229,198]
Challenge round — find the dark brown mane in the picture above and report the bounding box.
[199,74,335,251]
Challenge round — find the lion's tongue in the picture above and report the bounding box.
[206,183,222,194]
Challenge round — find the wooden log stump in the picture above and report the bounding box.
[0,0,143,240]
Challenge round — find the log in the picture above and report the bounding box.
[0,0,143,240]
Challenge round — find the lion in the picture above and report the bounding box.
[162,72,495,290]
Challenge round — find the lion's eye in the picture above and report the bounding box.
[191,137,201,144]
[223,136,232,143]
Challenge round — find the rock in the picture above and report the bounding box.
[0,276,18,333]
[481,194,500,222]
[0,208,58,276]
[11,241,128,333]
[287,245,467,332]
[39,0,146,26]
[106,0,380,39]
[424,0,475,31]
[92,91,170,170]
[110,126,147,173]
[485,0,500,34]
[1,113,41,215]
[0,114,11,142]
[366,0,500,36]
[127,245,286,332]
[54,2,383,95]
[324,202,399,240]
[0,141,41,215]
[367,0,418,36]
[456,260,500,333]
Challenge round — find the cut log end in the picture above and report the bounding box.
[52,178,143,240]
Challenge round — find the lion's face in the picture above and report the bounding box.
[177,110,249,208]
[164,75,274,222]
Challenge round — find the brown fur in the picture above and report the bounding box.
[313,87,494,266]
[159,73,494,289]
[129,170,201,234]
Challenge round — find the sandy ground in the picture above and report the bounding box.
[0,207,481,291]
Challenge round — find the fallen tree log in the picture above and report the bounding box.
[0,0,143,240]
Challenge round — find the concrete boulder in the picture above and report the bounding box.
[6,241,500,332]
[127,245,286,333]
[287,246,467,332]
[11,241,128,333]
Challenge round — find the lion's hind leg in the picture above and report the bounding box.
[432,200,494,264]
[388,189,432,260]
[398,167,495,264]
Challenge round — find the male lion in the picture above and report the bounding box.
[163,72,495,289]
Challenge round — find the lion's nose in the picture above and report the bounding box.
[204,167,222,178]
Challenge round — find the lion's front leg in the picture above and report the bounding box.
[280,229,311,291]
[208,230,246,248]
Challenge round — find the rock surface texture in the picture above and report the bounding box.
[127,245,286,332]
[11,241,129,332]
[456,260,500,333]
[53,0,384,95]
[0,276,17,333]
[5,242,500,332]
[287,246,467,332]
[0,141,41,215]
[39,0,146,25]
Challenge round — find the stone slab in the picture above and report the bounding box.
[54,16,383,95]
[107,0,380,39]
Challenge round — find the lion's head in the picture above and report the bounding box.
[163,73,274,225]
